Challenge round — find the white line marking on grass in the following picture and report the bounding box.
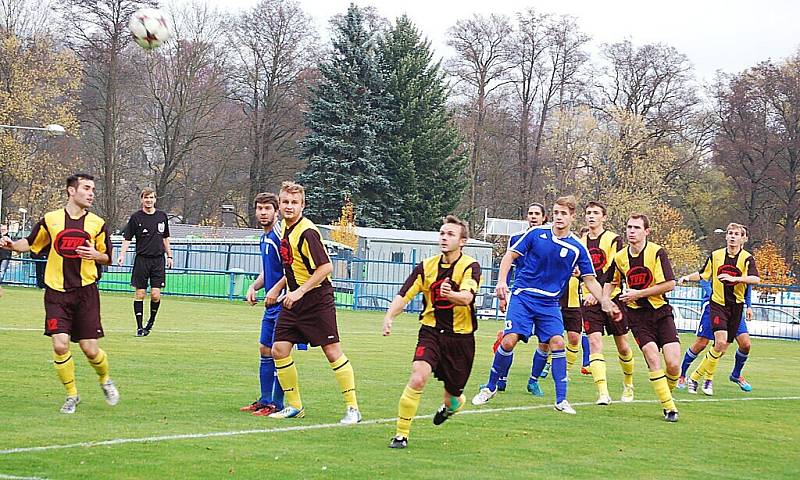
[2,396,798,455]
[0,474,50,480]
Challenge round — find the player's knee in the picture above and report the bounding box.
[567,331,580,345]
[738,339,751,354]
[151,291,161,302]
[408,372,428,390]
[259,344,272,357]
[271,343,290,359]
[53,343,69,356]
[549,337,565,350]
[588,335,603,351]
[134,290,146,300]
[713,340,729,352]
[500,336,518,351]
[322,343,343,363]
[80,343,99,359]
[693,338,709,352]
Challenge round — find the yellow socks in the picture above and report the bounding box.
[87,348,110,384]
[396,386,423,438]
[565,343,580,372]
[666,371,680,391]
[649,369,676,412]
[589,353,609,397]
[618,350,635,388]
[690,348,724,382]
[54,351,77,397]
[275,355,302,409]
[330,354,358,409]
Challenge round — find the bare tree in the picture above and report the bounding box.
[134,3,234,214]
[594,39,698,150]
[446,13,513,226]
[58,0,155,228]
[228,0,317,224]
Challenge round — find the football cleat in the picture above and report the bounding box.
[730,376,752,392]
[340,406,362,424]
[60,396,80,414]
[621,385,634,402]
[101,379,120,406]
[136,328,145,337]
[497,378,507,392]
[433,395,464,426]
[663,409,679,422]
[240,401,268,412]
[580,367,591,376]
[687,379,699,394]
[554,399,576,415]
[471,386,497,405]
[252,404,279,416]
[526,379,544,397]
[596,394,612,406]
[388,436,408,449]
[269,406,305,419]
[701,379,714,396]
[676,376,687,389]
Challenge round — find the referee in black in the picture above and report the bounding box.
[117,188,173,336]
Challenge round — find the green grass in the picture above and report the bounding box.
[1,286,799,479]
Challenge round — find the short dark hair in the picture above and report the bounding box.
[628,213,650,229]
[528,202,547,218]
[444,214,469,240]
[585,200,607,216]
[66,173,94,192]
[253,192,278,210]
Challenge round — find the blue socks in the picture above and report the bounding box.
[259,356,276,405]
[551,349,568,403]
[530,347,548,381]
[681,348,699,377]
[487,346,514,391]
[731,349,749,379]
[581,335,590,367]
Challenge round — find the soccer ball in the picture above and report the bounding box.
[128,8,172,50]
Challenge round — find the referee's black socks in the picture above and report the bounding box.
[134,300,144,330]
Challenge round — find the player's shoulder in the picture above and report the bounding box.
[459,252,479,266]
[646,241,667,256]
[43,209,63,223]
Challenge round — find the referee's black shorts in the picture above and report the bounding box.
[131,255,166,289]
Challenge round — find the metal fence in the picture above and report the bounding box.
[3,251,799,341]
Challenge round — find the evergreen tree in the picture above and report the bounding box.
[378,15,467,231]
[298,4,399,227]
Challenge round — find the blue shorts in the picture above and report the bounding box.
[259,305,281,347]
[696,302,748,340]
[504,293,564,344]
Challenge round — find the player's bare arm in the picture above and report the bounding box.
[246,273,265,305]
[265,276,286,306]
[619,279,676,303]
[282,262,333,309]
[382,296,409,336]
[164,237,174,269]
[1,237,31,253]
[495,250,520,305]
[678,271,702,284]
[117,240,131,266]
[583,274,620,320]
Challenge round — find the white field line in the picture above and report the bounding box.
[0,474,49,480]
[1,396,798,455]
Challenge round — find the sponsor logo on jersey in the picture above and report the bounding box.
[54,229,91,259]
[626,266,653,290]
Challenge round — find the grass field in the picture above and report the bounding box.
[1,286,799,479]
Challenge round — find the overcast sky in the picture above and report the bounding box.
[200,0,799,84]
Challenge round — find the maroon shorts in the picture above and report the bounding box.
[413,325,475,397]
[710,302,745,344]
[625,304,679,350]
[562,307,583,334]
[43,283,103,342]
[581,302,629,336]
[275,284,339,347]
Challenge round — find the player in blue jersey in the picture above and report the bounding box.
[472,196,621,414]
[240,192,286,416]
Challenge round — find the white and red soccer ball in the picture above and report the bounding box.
[128,8,172,51]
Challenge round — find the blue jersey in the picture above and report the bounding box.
[260,226,284,314]
[506,231,525,285]
[510,225,595,303]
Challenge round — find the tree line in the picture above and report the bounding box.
[1,0,798,274]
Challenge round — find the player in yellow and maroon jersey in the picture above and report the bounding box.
[383,215,481,449]
[1,173,119,414]
[678,223,759,395]
[580,201,635,405]
[267,181,360,424]
[605,214,679,422]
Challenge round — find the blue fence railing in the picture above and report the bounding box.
[2,255,799,341]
